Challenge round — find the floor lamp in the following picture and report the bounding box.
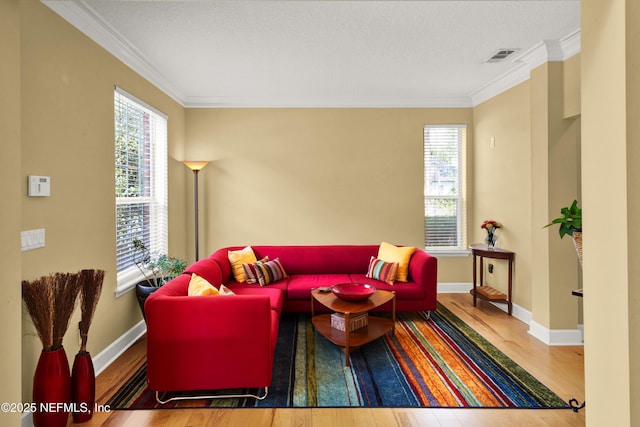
[183,161,209,261]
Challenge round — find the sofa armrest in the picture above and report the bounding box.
[408,248,438,311]
[145,289,277,392]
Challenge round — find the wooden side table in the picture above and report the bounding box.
[470,244,514,315]
[311,287,395,366]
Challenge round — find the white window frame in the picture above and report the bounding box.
[114,87,168,296]
[424,124,467,255]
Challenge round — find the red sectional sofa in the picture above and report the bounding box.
[145,244,437,402]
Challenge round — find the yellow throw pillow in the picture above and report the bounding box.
[378,242,415,282]
[228,246,257,282]
[188,273,219,296]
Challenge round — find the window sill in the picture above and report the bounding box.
[115,267,146,298]
[425,248,470,257]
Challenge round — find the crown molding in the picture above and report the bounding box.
[43,0,186,106]
[559,28,581,59]
[183,95,474,108]
[470,29,581,106]
[468,63,531,107]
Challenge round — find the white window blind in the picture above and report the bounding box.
[424,125,466,251]
[114,87,168,294]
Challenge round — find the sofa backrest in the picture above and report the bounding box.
[183,256,224,285]
[199,245,381,281]
[251,245,378,275]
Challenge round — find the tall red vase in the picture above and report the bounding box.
[71,351,96,422]
[32,347,71,427]
[71,352,96,423]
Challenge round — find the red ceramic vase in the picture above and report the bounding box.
[32,347,71,427]
[71,351,95,423]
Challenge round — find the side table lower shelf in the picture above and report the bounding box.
[311,315,394,364]
[470,286,508,304]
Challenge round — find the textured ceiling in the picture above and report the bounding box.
[45,1,581,107]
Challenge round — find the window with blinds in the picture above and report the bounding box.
[114,87,168,293]
[424,125,466,251]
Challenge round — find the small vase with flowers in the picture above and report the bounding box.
[481,220,501,249]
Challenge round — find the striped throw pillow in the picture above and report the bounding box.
[366,256,398,285]
[243,256,269,284]
[244,258,288,286]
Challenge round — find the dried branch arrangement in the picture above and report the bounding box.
[78,269,105,353]
[22,272,84,351]
[22,278,55,351]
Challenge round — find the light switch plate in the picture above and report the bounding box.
[21,229,45,251]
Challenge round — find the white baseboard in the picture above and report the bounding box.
[92,319,146,375]
[438,282,583,346]
[438,282,474,293]
[22,320,146,427]
[529,320,584,346]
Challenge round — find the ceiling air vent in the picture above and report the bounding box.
[486,48,520,63]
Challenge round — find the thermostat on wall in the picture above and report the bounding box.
[28,176,51,197]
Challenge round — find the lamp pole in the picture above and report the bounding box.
[183,161,209,261]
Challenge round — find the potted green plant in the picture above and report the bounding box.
[544,199,583,266]
[133,239,186,319]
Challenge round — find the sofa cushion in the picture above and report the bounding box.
[365,256,398,285]
[286,274,351,300]
[228,246,257,282]
[378,242,415,282]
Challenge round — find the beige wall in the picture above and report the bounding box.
[563,54,581,119]
[627,1,640,421]
[185,107,473,283]
[473,59,582,326]
[582,0,639,425]
[473,82,533,310]
[16,1,187,402]
[473,59,582,327]
[0,1,24,425]
[531,61,581,330]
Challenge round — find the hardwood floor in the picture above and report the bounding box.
[75,294,585,426]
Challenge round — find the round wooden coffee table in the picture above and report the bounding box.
[310,286,396,366]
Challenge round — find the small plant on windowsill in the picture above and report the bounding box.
[544,199,583,266]
[133,238,186,287]
[132,239,186,320]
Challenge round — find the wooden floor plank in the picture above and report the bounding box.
[72,293,585,426]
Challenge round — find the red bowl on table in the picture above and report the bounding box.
[331,283,376,302]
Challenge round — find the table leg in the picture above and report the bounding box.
[508,259,513,315]
[472,254,477,307]
[391,293,396,334]
[344,312,351,367]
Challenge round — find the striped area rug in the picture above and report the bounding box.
[106,304,569,409]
